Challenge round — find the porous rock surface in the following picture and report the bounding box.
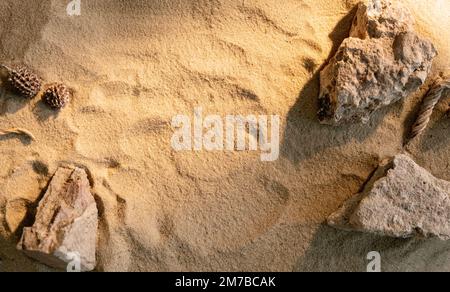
[328,154,450,240]
[318,0,437,125]
[17,167,98,271]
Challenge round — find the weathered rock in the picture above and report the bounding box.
[328,155,450,240]
[350,0,414,39]
[17,167,98,271]
[318,0,437,125]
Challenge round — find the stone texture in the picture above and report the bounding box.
[350,0,414,39]
[318,0,437,125]
[17,167,98,271]
[328,155,450,240]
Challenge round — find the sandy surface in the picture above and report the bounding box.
[0,0,449,272]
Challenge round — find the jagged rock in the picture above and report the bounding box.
[328,155,450,240]
[17,167,98,271]
[318,0,437,125]
[350,0,414,39]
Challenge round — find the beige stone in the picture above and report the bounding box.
[350,0,414,39]
[17,167,98,271]
[318,0,437,125]
[329,155,450,240]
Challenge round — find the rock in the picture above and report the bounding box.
[318,0,437,125]
[350,0,414,39]
[17,167,98,271]
[328,155,450,240]
[5,199,29,234]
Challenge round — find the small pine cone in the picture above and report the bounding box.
[42,83,71,110]
[5,65,42,99]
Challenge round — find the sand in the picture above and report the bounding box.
[0,0,449,272]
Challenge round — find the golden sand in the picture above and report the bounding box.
[0,0,449,271]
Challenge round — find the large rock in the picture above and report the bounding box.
[328,155,450,240]
[318,0,437,125]
[17,167,98,271]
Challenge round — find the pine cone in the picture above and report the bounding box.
[2,65,42,99]
[42,83,71,110]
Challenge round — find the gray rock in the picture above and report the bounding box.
[318,0,437,125]
[328,155,450,240]
[17,167,98,271]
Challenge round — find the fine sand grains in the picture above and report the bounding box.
[0,0,449,271]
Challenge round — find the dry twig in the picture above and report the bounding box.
[0,128,36,141]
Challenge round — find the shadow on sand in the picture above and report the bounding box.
[281,5,402,164]
[294,224,450,272]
